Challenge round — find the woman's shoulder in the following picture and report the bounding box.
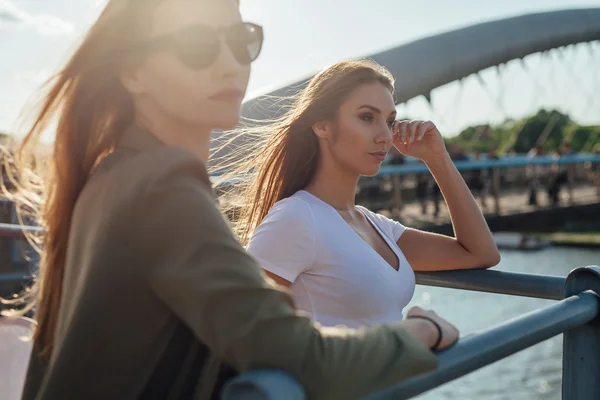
[79,146,216,238]
[269,192,314,217]
[356,205,386,221]
[135,147,211,188]
[93,146,211,198]
[357,206,407,238]
[248,193,317,265]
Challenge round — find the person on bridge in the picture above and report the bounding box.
[235,59,501,330]
[467,152,488,210]
[547,144,574,205]
[526,145,547,206]
[6,1,459,399]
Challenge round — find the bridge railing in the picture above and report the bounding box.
[373,153,600,216]
[1,166,599,399]
[210,154,600,183]
[222,266,600,400]
[378,153,600,175]
[211,154,600,216]
[2,228,599,399]
[0,228,599,398]
[0,224,40,296]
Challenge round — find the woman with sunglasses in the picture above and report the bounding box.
[238,59,500,329]
[12,1,460,399]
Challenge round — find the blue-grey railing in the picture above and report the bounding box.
[414,269,565,300]
[0,272,31,284]
[377,153,600,176]
[0,223,40,285]
[0,223,43,239]
[374,153,599,214]
[379,154,600,175]
[210,153,600,186]
[222,266,600,400]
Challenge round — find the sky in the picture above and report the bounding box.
[1,0,599,140]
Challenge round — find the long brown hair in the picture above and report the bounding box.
[214,59,394,244]
[2,0,162,358]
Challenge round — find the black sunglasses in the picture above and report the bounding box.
[138,22,263,70]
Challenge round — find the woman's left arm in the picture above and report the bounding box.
[393,120,500,271]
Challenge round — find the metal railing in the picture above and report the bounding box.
[211,153,600,186]
[0,176,599,398]
[414,269,565,300]
[222,266,600,400]
[211,153,600,216]
[377,153,600,175]
[0,223,42,240]
[374,153,600,215]
[0,223,40,286]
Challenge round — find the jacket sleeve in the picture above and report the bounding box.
[135,161,437,400]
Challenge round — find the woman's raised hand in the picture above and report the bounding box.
[392,120,447,163]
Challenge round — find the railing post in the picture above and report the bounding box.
[567,164,575,205]
[594,168,600,201]
[391,175,404,217]
[492,167,501,214]
[562,266,600,400]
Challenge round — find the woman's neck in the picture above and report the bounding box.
[134,110,212,161]
[305,162,360,212]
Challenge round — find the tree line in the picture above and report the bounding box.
[445,109,600,154]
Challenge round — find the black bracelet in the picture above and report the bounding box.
[407,315,443,351]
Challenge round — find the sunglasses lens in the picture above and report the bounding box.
[227,23,263,65]
[174,27,219,69]
[167,23,263,70]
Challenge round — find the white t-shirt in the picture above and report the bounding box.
[247,190,415,328]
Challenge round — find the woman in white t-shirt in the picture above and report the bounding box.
[230,59,500,328]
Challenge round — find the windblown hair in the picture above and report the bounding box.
[212,59,395,245]
[1,0,162,358]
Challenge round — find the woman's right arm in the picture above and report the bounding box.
[135,167,444,400]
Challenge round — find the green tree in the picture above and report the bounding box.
[564,125,600,152]
[441,109,599,154]
[512,109,571,153]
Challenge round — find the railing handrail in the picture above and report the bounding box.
[415,269,566,300]
[0,223,42,240]
[378,153,600,175]
[364,290,599,399]
[222,291,600,400]
[0,272,32,284]
[0,220,599,398]
[222,266,600,399]
[209,154,600,186]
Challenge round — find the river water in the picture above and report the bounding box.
[408,246,600,400]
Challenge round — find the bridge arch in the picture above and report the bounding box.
[241,8,600,121]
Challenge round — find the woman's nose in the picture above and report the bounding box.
[214,37,245,77]
[375,124,393,144]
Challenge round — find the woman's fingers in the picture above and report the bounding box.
[408,120,420,143]
[416,121,430,141]
[395,120,434,143]
[394,120,410,143]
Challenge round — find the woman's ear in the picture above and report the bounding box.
[312,120,331,140]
